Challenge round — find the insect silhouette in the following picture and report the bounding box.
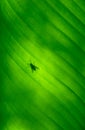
[29,62,39,72]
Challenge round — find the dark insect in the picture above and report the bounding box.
[29,63,39,72]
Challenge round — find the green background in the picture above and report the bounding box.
[0,0,85,130]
